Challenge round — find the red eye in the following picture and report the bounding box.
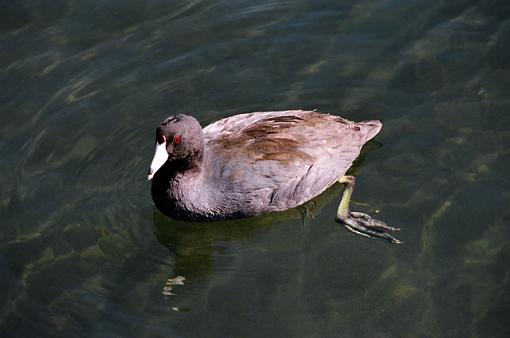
[173,135,182,145]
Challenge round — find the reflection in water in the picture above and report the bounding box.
[1,0,510,337]
[153,184,340,281]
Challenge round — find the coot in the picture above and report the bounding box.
[148,110,401,243]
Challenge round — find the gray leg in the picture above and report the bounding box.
[335,176,402,244]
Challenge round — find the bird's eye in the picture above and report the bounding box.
[173,134,182,145]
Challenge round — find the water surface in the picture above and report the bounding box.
[1,0,510,337]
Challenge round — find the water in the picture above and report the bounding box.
[1,0,510,337]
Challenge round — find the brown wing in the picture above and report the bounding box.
[203,110,381,211]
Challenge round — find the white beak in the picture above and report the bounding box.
[148,141,169,180]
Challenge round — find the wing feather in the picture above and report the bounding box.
[203,110,381,212]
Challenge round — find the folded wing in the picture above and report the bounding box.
[203,110,381,212]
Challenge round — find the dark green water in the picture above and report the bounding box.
[1,1,510,337]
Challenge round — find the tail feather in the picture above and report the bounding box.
[359,120,382,142]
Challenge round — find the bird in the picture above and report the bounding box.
[148,110,401,243]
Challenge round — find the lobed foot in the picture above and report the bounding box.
[335,176,403,244]
[337,211,402,244]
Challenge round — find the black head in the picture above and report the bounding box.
[148,114,204,180]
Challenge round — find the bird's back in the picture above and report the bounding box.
[202,110,381,216]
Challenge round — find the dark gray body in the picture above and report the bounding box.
[151,110,381,221]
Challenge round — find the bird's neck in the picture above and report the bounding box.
[151,159,207,219]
